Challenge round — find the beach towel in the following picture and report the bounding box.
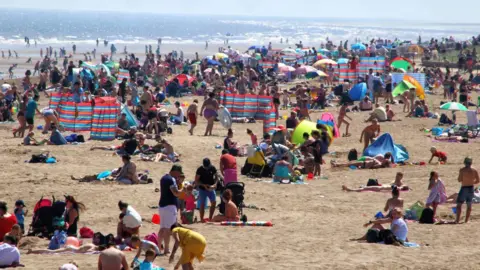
[426,179,447,205]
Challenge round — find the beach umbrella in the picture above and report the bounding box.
[279,65,296,73]
[440,102,468,111]
[175,74,195,86]
[206,59,220,66]
[337,58,349,64]
[403,75,425,100]
[215,52,229,59]
[319,48,329,53]
[295,65,317,75]
[248,45,262,50]
[306,70,328,79]
[391,59,412,71]
[281,48,296,54]
[313,59,337,68]
[351,43,366,51]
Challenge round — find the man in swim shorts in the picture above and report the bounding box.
[455,157,480,224]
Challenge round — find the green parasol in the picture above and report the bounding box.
[391,60,412,71]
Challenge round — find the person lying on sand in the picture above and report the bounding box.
[446,187,480,204]
[332,152,393,169]
[27,243,100,254]
[342,172,409,192]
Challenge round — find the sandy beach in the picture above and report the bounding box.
[2,48,480,269]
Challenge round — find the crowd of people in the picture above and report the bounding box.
[1,32,480,269]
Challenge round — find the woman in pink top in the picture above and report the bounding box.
[426,171,447,217]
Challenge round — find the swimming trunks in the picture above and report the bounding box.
[457,186,474,206]
[188,113,197,125]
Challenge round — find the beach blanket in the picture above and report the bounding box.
[219,92,276,133]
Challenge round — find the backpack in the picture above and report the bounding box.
[366,228,381,243]
[77,135,85,143]
[347,149,358,161]
[379,229,401,245]
[367,179,380,186]
[48,230,67,250]
[419,208,435,224]
[29,152,49,163]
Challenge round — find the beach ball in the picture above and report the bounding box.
[152,213,161,225]
[65,237,80,247]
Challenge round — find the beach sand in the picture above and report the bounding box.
[2,48,480,269]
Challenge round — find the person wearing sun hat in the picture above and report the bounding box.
[158,164,183,254]
[455,157,480,224]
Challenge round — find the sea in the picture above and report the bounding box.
[0,8,479,49]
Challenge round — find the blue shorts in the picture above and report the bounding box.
[198,189,216,207]
[457,186,474,206]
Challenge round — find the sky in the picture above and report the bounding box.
[1,0,479,23]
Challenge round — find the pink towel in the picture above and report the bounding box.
[223,169,238,185]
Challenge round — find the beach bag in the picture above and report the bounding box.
[367,179,380,186]
[181,211,194,225]
[419,208,435,224]
[79,227,94,238]
[144,233,158,246]
[77,135,85,143]
[48,230,67,250]
[30,152,49,163]
[380,229,399,245]
[366,228,381,243]
[405,201,425,221]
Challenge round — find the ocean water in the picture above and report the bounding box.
[0,8,478,47]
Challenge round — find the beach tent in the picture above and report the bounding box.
[121,104,139,128]
[363,133,409,163]
[351,43,366,51]
[391,57,413,71]
[348,83,367,101]
[319,113,340,138]
[291,120,333,145]
[403,75,425,100]
[392,80,416,97]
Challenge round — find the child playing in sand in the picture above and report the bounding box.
[14,200,28,233]
[187,100,198,135]
[5,224,23,242]
[337,103,352,137]
[246,129,258,145]
[429,146,447,164]
[130,235,161,267]
[135,249,156,270]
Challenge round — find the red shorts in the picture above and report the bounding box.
[188,113,197,125]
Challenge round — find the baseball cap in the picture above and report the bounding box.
[170,164,183,174]
[15,200,25,207]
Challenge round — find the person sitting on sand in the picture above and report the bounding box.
[426,171,447,217]
[5,224,22,242]
[153,139,179,162]
[337,103,352,137]
[130,235,160,267]
[383,186,404,217]
[359,119,380,151]
[359,96,373,111]
[49,124,67,145]
[116,201,142,245]
[224,128,241,156]
[429,146,447,164]
[354,207,408,244]
[169,223,206,270]
[0,235,21,268]
[385,104,396,121]
[212,189,240,222]
[365,104,387,122]
[134,249,156,270]
[342,172,409,192]
[116,113,130,137]
[171,101,185,124]
[333,152,393,170]
[273,156,294,182]
[115,155,139,185]
[98,243,129,270]
[23,131,49,146]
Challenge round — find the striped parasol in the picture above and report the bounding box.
[439,102,467,111]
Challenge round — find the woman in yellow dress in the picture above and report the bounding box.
[169,223,207,270]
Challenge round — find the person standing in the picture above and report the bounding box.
[64,195,86,237]
[220,149,237,186]
[158,165,182,255]
[195,158,218,222]
[455,157,480,224]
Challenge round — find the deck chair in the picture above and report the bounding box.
[466,110,480,138]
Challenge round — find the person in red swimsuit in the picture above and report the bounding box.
[429,146,447,164]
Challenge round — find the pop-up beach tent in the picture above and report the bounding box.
[363,133,409,162]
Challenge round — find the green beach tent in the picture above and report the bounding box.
[392,80,416,97]
[391,59,412,71]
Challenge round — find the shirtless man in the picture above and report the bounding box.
[337,103,352,137]
[455,157,480,224]
[140,86,153,112]
[98,245,129,270]
[186,100,199,135]
[200,92,219,136]
[359,119,380,151]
